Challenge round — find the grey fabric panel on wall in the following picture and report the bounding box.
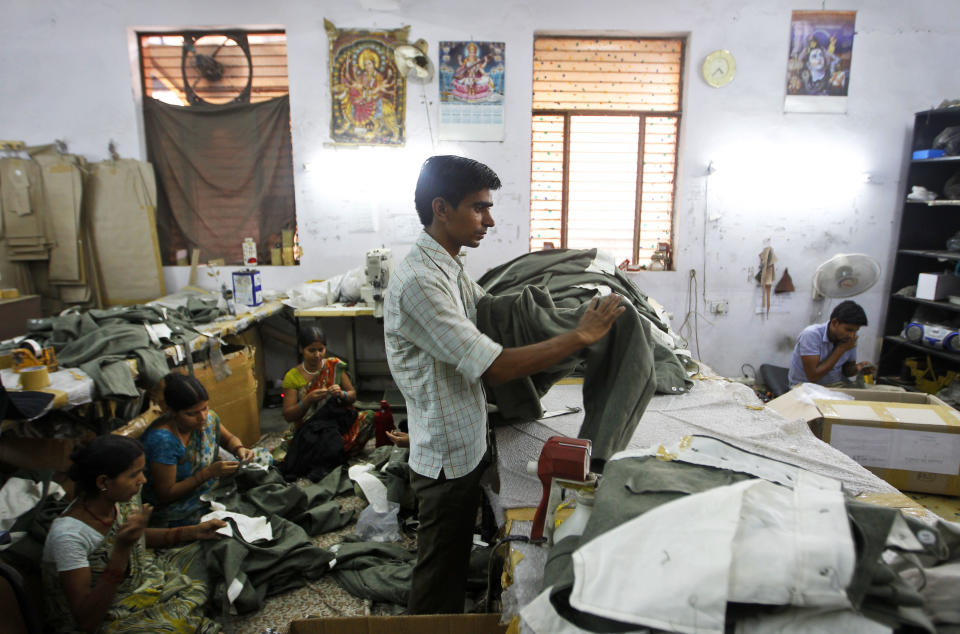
[143,95,297,265]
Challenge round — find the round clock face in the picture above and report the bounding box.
[702,50,736,88]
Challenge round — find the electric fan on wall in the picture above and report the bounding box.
[812,253,881,299]
[393,39,434,82]
[181,32,253,105]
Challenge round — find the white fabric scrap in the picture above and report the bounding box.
[585,249,617,275]
[227,577,245,603]
[348,463,389,513]
[0,477,66,531]
[200,506,272,543]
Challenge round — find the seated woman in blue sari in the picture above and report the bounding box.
[141,373,254,527]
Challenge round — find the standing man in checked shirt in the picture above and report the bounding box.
[384,155,625,614]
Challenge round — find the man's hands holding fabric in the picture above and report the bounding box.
[575,294,626,346]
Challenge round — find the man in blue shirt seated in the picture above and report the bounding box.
[788,300,873,386]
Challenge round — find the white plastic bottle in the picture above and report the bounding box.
[242,238,258,265]
[553,488,595,542]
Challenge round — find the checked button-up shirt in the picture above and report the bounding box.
[384,231,503,479]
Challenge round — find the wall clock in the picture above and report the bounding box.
[702,50,736,88]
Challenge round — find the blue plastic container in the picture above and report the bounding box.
[913,149,946,159]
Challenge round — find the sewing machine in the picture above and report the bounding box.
[360,248,392,318]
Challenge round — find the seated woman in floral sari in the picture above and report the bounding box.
[141,373,254,527]
[281,326,374,455]
[42,434,225,633]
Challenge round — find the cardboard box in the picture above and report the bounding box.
[290,614,507,634]
[916,272,960,300]
[768,387,960,495]
[173,346,260,447]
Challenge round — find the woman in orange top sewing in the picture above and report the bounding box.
[281,326,374,454]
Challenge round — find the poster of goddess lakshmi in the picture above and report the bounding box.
[438,41,505,141]
[325,20,408,145]
[440,41,504,103]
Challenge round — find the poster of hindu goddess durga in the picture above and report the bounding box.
[325,20,408,145]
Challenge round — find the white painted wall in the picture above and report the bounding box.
[3,0,958,376]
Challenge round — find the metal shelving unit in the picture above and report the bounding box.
[879,108,960,384]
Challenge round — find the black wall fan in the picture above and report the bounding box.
[181,32,253,105]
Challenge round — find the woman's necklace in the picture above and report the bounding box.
[300,363,319,376]
[82,500,116,529]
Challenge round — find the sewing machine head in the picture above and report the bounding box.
[360,248,393,318]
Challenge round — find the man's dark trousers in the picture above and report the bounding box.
[407,458,486,614]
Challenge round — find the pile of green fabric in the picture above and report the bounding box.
[476,249,693,463]
[1,298,224,399]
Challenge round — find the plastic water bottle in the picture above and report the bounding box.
[374,400,395,447]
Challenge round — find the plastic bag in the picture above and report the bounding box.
[338,266,366,302]
[933,126,960,156]
[791,382,855,405]
[944,171,960,200]
[282,277,341,309]
[353,500,401,543]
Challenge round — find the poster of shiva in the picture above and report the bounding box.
[325,19,408,145]
[784,11,857,113]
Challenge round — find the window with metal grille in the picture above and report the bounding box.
[139,31,289,106]
[137,30,297,265]
[530,36,683,268]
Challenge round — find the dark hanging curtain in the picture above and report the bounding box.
[143,95,296,265]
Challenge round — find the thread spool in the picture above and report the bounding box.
[18,366,51,390]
